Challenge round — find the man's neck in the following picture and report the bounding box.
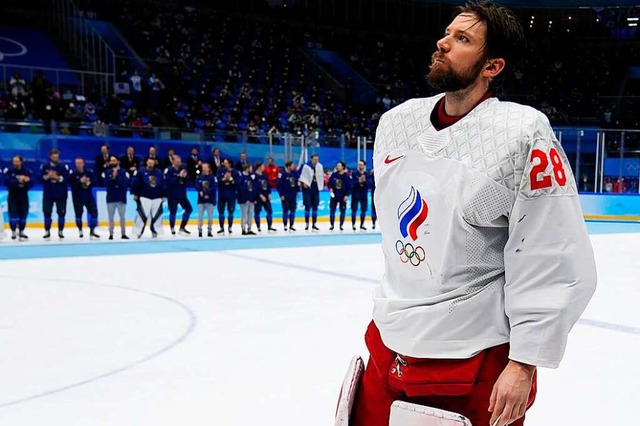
[444,80,489,117]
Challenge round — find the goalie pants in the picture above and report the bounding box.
[133,197,164,237]
[352,321,537,426]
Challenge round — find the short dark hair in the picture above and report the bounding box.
[255,161,263,169]
[456,1,525,87]
[285,160,293,168]
[310,154,318,160]
[49,149,60,156]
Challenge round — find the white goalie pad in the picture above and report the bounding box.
[334,355,365,426]
[389,401,473,426]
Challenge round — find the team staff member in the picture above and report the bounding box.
[276,161,299,232]
[328,161,351,231]
[103,155,130,240]
[195,163,217,238]
[216,158,240,234]
[164,155,193,235]
[299,154,324,231]
[351,160,371,231]
[131,157,165,238]
[120,146,140,174]
[3,155,33,240]
[70,157,100,239]
[264,157,280,189]
[253,162,276,232]
[40,149,70,239]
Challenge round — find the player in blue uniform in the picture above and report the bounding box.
[70,157,100,239]
[238,164,257,235]
[103,155,130,240]
[299,154,324,231]
[131,157,165,238]
[328,161,352,231]
[216,158,240,234]
[3,155,33,240]
[195,163,217,237]
[350,160,371,231]
[253,162,276,232]
[40,149,70,239]
[164,154,193,235]
[276,161,299,231]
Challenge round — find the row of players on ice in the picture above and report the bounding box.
[1,149,378,240]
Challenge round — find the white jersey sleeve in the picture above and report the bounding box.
[504,115,597,368]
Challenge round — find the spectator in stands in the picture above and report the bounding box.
[235,152,250,172]
[95,144,111,184]
[186,147,202,182]
[84,101,96,119]
[144,146,161,169]
[247,120,259,143]
[120,146,140,174]
[613,177,627,193]
[9,73,27,98]
[209,148,222,175]
[31,72,50,119]
[130,70,143,104]
[93,120,107,137]
[63,102,81,125]
[264,157,280,189]
[5,96,27,120]
[148,73,165,108]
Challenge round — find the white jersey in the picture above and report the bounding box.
[372,94,597,368]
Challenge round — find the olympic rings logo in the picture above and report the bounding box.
[395,240,426,267]
[0,37,28,62]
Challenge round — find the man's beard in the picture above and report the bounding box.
[427,52,486,93]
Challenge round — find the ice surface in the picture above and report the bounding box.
[0,228,637,425]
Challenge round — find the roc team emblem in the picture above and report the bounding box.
[396,186,428,267]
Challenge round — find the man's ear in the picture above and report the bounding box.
[483,58,506,79]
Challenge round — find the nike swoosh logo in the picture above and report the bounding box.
[384,155,405,164]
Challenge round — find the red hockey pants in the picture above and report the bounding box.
[351,321,537,426]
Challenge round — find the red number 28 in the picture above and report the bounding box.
[530,148,567,190]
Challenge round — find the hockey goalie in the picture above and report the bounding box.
[335,2,596,425]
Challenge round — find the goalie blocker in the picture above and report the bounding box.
[335,322,536,426]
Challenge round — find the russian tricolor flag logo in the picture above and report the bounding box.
[397,186,429,241]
